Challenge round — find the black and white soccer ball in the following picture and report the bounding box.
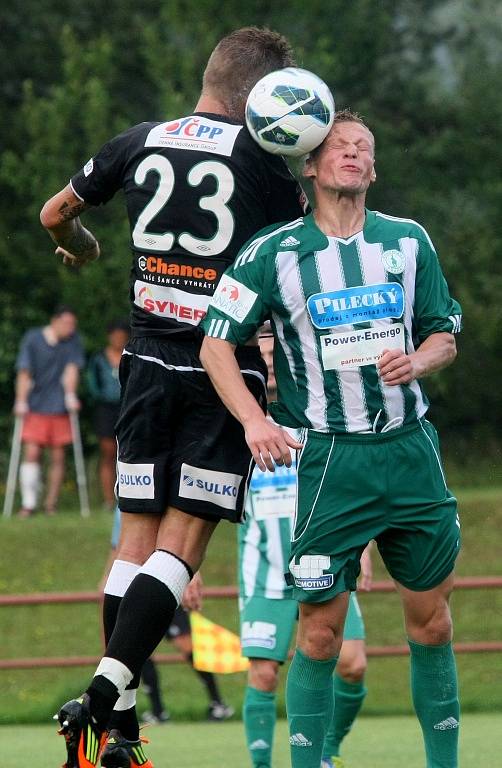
[245,67,335,157]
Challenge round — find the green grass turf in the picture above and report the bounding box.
[1,713,499,768]
[1,485,502,723]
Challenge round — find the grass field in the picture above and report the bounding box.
[2,714,499,768]
[1,485,502,725]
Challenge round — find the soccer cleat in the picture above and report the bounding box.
[320,759,333,768]
[100,729,154,768]
[207,702,234,721]
[56,694,107,768]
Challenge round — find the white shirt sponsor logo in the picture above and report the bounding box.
[145,117,242,156]
[83,158,94,177]
[210,274,258,323]
[179,463,243,511]
[134,279,209,325]
[320,322,405,371]
[118,461,155,499]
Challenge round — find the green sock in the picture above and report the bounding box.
[286,648,338,768]
[409,639,459,768]
[242,686,276,768]
[323,673,367,758]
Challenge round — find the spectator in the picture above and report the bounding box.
[14,305,85,517]
[87,319,130,510]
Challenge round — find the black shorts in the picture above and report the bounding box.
[93,402,121,439]
[166,606,191,639]
[115,335,267,522]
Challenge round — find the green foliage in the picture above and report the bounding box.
[1,0,502,451]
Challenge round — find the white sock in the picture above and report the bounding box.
[104,559,141,597]
[19,462,40,509]
[113,688,137,711]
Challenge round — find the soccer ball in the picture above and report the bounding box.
[245,67,335,157]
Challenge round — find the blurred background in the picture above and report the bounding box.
[0,0,501,730]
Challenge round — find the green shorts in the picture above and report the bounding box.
[239,592,365,662]
[289,420,461,604]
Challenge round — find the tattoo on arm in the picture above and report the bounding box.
[57,200,88,223]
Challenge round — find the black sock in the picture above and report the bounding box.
[86,676,120,731]
[103,594,122,645]
[187,652,222,704]
[105,573,179,676]
[108,706,140,741]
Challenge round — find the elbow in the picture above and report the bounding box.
[40,200,58,230]
[447,334,457,363]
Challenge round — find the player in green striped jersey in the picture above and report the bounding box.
[240,333,370,768]
[201,111,462,768]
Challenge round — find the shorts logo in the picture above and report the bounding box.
[210,274,258,324]
[117,462,155,500]
[83,158,94,177]
[289,555,334,590]
[241,621,277,650]
[381,249,406,274]
[307,282,404,329]
[179,463,243,511]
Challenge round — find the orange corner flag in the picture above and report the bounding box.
[190,611,249,674]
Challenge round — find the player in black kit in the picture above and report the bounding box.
[40,27,306,768]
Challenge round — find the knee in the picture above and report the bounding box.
[248,660,279,693]
[407,604,453,646]
[299,623,341,660]
[117,535,155,565]
[336,650,367,683]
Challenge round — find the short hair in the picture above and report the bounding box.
[309,108,374,160]
[51,304,76,319]
[202,27,295,119]
[107,318,130,335]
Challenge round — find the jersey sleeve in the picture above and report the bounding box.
[261,155,309,222]
[15,331,34,372]
[202,236,271,345]
[413,237,463,342]
[70,124,142,206]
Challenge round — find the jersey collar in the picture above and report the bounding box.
[303,208,376,246]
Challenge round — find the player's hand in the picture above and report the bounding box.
[244,417,302,472]
[377,348,417,385]
[13,400,29,417]
[358,543,373,591]
[56,234,100,267]
[182,571,203,611]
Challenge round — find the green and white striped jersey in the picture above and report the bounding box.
[238,456,296,599]
[203,211,462,433]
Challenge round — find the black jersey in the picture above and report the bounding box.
[71,112,307,336]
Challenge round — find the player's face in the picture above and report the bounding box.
[306,122,375,196]
[52,312,77,340]
[258,335,276,399]
[108,329,129,352]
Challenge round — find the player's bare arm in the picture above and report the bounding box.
[378,331,456,386]
[40,184,100,266]
[200,336,302,471]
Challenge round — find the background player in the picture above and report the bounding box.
[201,110,463,768]
[14,305,84,517]
[40,26,307,768]
[240,332,370,768]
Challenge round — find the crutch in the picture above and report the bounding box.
[69,410,90,518]
[3,415,23,518]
